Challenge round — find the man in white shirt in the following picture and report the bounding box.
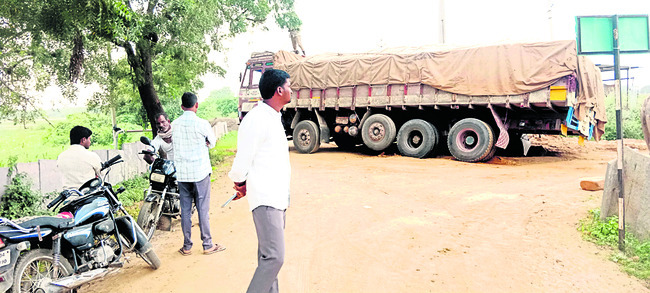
[172,92,224,256]
[143,112,174,164]
[57,126,102,189]
[229,69,292,293]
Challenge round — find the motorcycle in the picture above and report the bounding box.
[0,154,160,293]
[137,136,181,241]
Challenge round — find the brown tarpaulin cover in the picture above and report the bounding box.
[274,40,606,139]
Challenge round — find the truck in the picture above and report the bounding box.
[237,40,606,162]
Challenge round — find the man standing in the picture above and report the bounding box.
[172,92,224,255]
[229,69,292,293]
[57,126,102,189]
[143,112,174,164]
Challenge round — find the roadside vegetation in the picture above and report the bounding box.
[602,94,646,140]
[579,209,650,284]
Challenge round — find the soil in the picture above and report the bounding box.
[84,136,649,293]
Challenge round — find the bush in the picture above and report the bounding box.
[0,173,45,218]
[45,112,143,148]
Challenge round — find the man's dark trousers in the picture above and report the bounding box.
[178,174,213,250]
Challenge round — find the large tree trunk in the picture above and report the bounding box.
[125,40,165,135]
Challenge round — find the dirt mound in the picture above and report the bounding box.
[528,135,648,159]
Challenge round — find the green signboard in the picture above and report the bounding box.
[576,15,650,54]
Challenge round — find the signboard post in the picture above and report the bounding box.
[576,14,650,251]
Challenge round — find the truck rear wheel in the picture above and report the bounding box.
[361,114,396,151]
[293,120,320,154]
[447,118,495,162]
[397,119,439,158]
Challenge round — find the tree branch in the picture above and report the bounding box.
[0,78,54,126]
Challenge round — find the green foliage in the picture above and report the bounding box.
[113,173,149,214]
[0,173,45,218]
[0,120,67,167]
[44,112,143,147]
[579,209,650,281]
[1,0,300,128]
[603,95,644,140]
[209,131,237,167]
[197,87,238,120]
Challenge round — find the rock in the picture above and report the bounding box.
[579,177,605,191]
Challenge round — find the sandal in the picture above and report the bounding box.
[203,244,226,255]
[178,248,192,256]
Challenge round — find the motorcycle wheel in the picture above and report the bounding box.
[12,249,73,293]
[137,199,161,241]
[138,243,161,270]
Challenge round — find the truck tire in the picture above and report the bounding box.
[361,114,396,151]
[397,119,439,158]
[447,118,495,162]
[293,120,320,154]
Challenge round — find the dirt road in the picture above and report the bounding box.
[86,137,649,293]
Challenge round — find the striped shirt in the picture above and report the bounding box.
[172,111,216,182]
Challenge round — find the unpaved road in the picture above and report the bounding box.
[86,137,649,293]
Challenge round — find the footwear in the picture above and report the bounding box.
[178,248,192,256]
[203,244,226,255]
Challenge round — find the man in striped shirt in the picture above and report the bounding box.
[172,92,224,256]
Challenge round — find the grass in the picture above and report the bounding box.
[579,209,650,283]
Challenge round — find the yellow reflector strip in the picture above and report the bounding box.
[249,98,260,102]
[578,136,585,146]
[311,96,321,99]
[561,124,568,136]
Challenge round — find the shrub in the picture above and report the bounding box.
[0,173,44,218]
[602,95,644,140]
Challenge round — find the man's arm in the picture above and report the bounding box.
[90,152,102,177]
[228,114,265,185]
[203,120,217,149]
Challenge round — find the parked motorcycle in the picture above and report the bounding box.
[137,136,181,240]
[0,154,160,293]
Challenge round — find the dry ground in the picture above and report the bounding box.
[84,136,649,293]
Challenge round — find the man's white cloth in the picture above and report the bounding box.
[172,111,216,182]
[229,101,291,211]
[57,145,102,189]
[151,135,174,161]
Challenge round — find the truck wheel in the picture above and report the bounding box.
[397,119,439,158]
[361,114,396,151]
[447,118,495,162]
[293,120,320,154]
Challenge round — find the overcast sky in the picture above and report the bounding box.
[199,0,650,98]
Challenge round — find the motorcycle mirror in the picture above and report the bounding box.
[140,136,152,145]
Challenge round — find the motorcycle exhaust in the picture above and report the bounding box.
[47,266,122,292]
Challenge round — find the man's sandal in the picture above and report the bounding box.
[203,244,226,255]
[178,248,192,256]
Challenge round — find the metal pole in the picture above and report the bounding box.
[439,0,445,44]
[613,15,626,252]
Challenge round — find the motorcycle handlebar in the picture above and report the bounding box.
[101,154,123,170]
[47,192,66,209]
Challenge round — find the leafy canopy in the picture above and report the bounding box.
[1,0,299,128]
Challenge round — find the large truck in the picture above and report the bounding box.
[237,40,606,162]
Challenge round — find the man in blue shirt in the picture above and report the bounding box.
[172,92,224,255]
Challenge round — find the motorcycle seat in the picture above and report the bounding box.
[15,216,75,229]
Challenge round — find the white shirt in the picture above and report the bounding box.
[151,135,174,161]
[172,111,216,182]
[229,101,291,211]
[57,145,102,189]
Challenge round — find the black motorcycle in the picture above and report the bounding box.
[137,136,181,241]
[0,154,160,293]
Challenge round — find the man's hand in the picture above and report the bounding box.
[233,181,247,200]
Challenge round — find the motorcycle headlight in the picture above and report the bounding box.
[150,173,166,183]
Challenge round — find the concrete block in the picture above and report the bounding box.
[580,177,604,191]
[15,162,40,191]
[601,146,650,241]
[39,160,63,195]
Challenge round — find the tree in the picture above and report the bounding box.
[0,0,299,132]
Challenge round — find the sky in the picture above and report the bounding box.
[198,0,650,99]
